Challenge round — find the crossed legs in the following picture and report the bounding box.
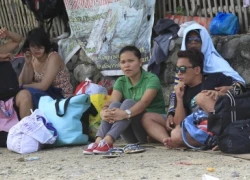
[141,112,170,145]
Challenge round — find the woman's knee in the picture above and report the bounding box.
[120,99,136,110]
[141,113,153,126]
[16,90,32,105]
[109,101,121,109]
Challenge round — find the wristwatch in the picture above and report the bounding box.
[125,109,131,120]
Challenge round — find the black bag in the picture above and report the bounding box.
[0,131,8,147]
[21,0,65,31]
[218,119,250,154]
[11,57,25,78]
[208,91,250,136]
[0,61,20,100]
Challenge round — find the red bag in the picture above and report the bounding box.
[98,77,115,95]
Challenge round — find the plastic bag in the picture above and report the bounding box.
[89,94,111,140]
[7,109,57,154]
[74,78,108,95]
[209,12,239,35]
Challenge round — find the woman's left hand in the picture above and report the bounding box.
[109,108,128,122]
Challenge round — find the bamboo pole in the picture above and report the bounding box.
[15,0,26,35]
[168,0,172,14]
[1,1,11,31]
[214,0,218,14]
[11,1,21,34]
[243,6,249,32]
[237,0,243,32]
[162,0,166,17]
[9,1,20,33]
[191,0,195,13]
[230,0,235,14]
[202,0,207,18]
[0,1,6,28]
[207,0,213,17]
[225,0,229,12]
[219,0,223,12]
[197,0,202,16]
[179,0,183,7]
[173,0,177,14]
[184,0,190,16]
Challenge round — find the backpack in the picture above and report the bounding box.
[218,119,250,154]
[208,90,250,136]
[21,0,64,31]
[11,56,25,78]
[181,109,217,150]
[0,61,20,101]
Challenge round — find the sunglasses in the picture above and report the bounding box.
[186,36,202,43]
[175,66,194,73]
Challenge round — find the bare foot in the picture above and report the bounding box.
[163,137,172,148]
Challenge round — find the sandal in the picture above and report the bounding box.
[123,143,146,154]
[102,148,124,158]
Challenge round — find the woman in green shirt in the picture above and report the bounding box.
[83,45,165,154]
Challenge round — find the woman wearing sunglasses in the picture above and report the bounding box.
[83,45,166,154]
[166,23,245,130]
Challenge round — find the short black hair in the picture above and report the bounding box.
[177,49,204,73]
[119,45,141,59]
[22,27,57,53]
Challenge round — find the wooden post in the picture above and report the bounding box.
[230,0,235,14]
[184,0,190,16]
[214,0,218,15]
[173,0,176,14]
[168,0,172,14]
[237,0,244,33]
[207,0,213,17]
[220,0,223,12]
[163,0,166,17]
[243,6,249,32]
[202,0,207,18]
[197,0,202,16]
[225,0,229,12]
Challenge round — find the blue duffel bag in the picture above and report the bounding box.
[39,94,90,146]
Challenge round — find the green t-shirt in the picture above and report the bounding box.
[113,70,165,114]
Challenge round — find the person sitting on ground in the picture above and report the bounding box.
[17,27,73,117]
[142,49,233,148]
[166,23,245,131]
[83,45,166,154]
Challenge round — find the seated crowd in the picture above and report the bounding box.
[0,24,246,154]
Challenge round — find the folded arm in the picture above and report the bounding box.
[0,28,23,54]
[22,53,62,91]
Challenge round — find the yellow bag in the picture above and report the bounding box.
[89,94,110,139]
